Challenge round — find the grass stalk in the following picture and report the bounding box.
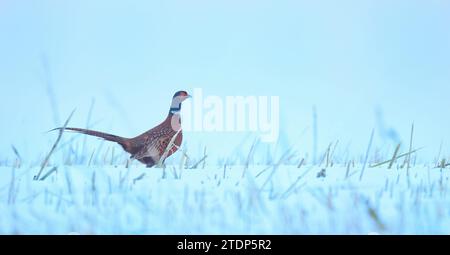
[388,143,401,169]
[370,147,423,168]
[406,123,414,184]
[39,167,58,181]
[359,129,375,181]
[35,109,75,181]
[157,129,182,167]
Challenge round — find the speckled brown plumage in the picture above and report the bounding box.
[57,91,190,168]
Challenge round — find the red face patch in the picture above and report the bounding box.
[173,91,189,98]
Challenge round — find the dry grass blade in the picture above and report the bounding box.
[103,146,110,165]
[325,143,331,168]
[34,109,75,181]
[388,143,401,169]
[8,167,16,204]
[202,146,207,169]
[438,159,446,169]
[190,155,208,169]
[110,147,115,165]
[133,173,146,184]
[359,128,375,181]
[88,149,96,166]
[260,150,292,191]
[39,167,58,181]
[223,164,227,179]
[255,166,271,178]
[434,158,450,169]
[11,145,22,162]
[179,152,188,177]
[366,200,386,231]
[442,160,450,168]
[157,129,182,167]
[172,144,190,161]
[406,123,414,180]
[329,140,339,166]
[242,139,258,178]
[281,166,315,198]
[345,161,351,179]
[370,147,423,168]
[297,158,305,169]
[11,145,22,168]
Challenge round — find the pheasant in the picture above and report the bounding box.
[55,91,191,167]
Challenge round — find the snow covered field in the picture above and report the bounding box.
[1,161,449,234]
[1,0,450,236]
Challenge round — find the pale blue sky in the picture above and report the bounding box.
[1,0,449,163]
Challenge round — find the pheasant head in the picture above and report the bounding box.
[169,90,191,115]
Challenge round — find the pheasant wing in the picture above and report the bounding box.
[132,126,176,161]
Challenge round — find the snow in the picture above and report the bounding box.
[1,163,449,234]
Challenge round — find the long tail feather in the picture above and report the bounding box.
[52,127,126,144]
